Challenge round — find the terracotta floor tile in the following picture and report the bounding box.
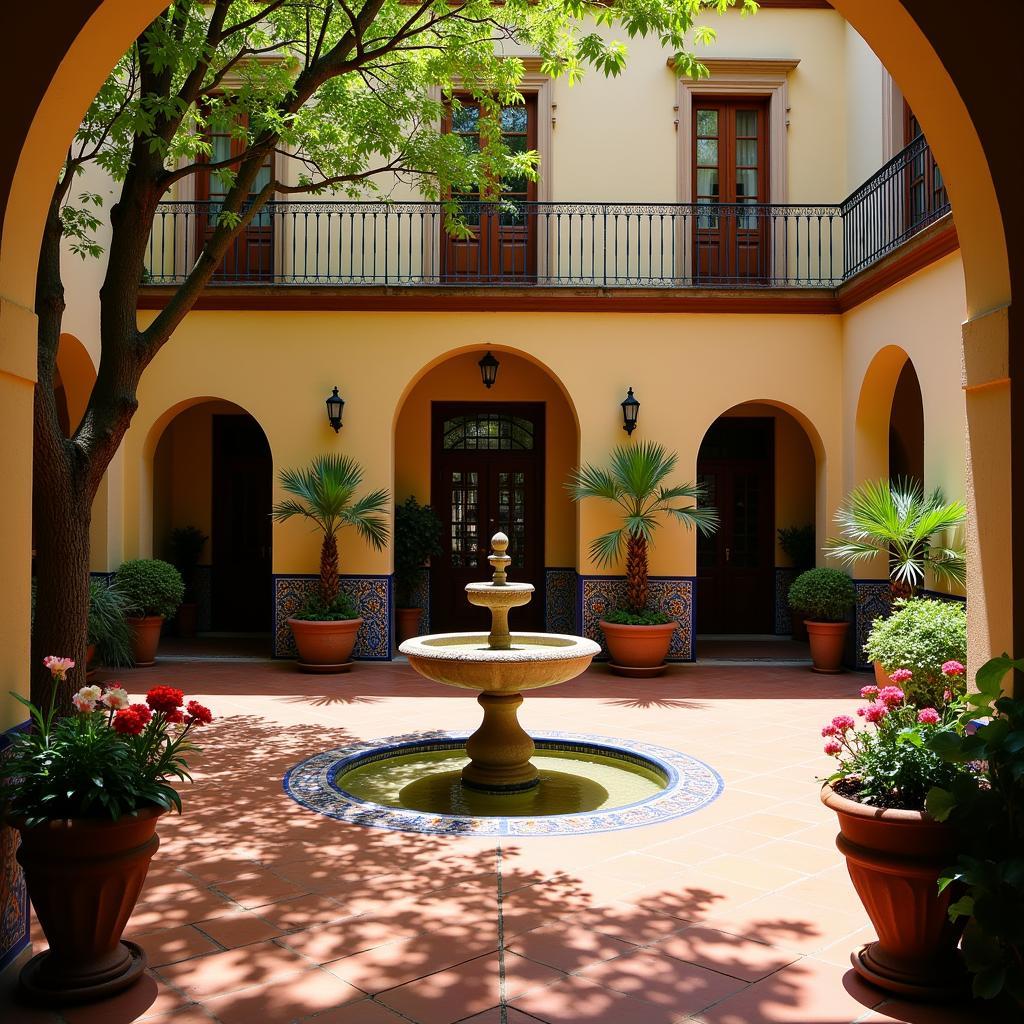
[699,854,809,892]
[139,1009,217,1024]
[507,921,635,972]
[643,837,725,866]
[252,892,350,931]
[213,869,308,909]
[60,973,189,1023]
[278,915,421,963]
[560,901,689,946]
[751,839,845,876]
[307,999,411,1024]
[512,974,689,1024]
[860,995,1017,1023]
[155,939,310,998]
[127,924,221,967]
[652,925,800,983]
[730,813,817,839]
[458,1009,541,1024]
[200,966,363,1023]
[193,910,281,949]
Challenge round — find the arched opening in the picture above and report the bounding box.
[889,358,924,486]
[695,402,818,657]
[394,348,578,638]
[151,399,272,648]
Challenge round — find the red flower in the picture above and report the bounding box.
[112,707,148,735]
[129,703,153,725]
[166,710,185,724]
[185,700,213,726]
[146,686,184,713]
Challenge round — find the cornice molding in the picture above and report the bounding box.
[667,57,801,75]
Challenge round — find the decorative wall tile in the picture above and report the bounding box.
[853,580,892,670]
[545,568,577,635]
[0,724,29,971]
[774,568,799,636]
[273,575,391,659]
[403,568,430,635]
[578,576,695,662]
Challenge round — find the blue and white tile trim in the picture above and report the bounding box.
[544,568,578,635]
[0,722,30,972]
[283,730,723,837]
[578,576,695,661]
[273,574,392,660]
[853,579,892,671]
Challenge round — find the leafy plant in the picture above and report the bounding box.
[291,593,359,623]
[394,497,443,608]
[272,455,389,610]
[568,441,718,615]
[926,655,1024,1005]
[113,559,185,619]
[788,568,855,623]
[87,580,135,668]
[603,609,672,626]
[168,526,208,601]
[826,478,966,598]
[778,524,815,570]
[864,598,967,705]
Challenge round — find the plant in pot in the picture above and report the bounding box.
[864,597,967,696]
[787,567,855,673]
[778,523,815,641]
[167,525,208,639]
[568,441,718,677]
[112,559,184,667]
[1,656,213,1004]
[394,496,443,645]
[820,661,973,998]
[87,580,135,677]
[272,454,389,672]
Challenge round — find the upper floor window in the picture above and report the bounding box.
[903,102,947,227]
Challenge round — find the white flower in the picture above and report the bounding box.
[72,693,96,713]
[101,686,130,710]
[78,684,102,703]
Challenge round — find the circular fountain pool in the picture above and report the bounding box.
[284,732,723,837]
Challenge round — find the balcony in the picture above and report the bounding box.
[142,135,951,296]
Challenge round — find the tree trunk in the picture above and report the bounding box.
[625,531,649,614]
[320,533,339,605]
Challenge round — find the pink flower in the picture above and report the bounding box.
[71,693,95,713]
[860,685,879,699]
[824,740,842,756]
[878,685,906,706]
[43,656,75,681]
[831,715,855,733]
[821,724,838,737]
[862,702,889,723]
[888,669,913,684]
[917,708,940,725]
[943,689,953,703]
[942,660,965,678]
[101,686,130,710]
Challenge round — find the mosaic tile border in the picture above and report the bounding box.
[578,577,695,662]
[544,568,578,635]
[272,575,392,660]
[0,722,30,972]
[774,568,799,636]
[853,579,892,671]
[283,730,723,837]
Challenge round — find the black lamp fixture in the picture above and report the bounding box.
[478,350,500,389]
[621,387,640,436]
[325,386,345,433]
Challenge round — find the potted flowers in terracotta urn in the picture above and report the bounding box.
[272,454,389,672]
[787,567,855,673]
[1,656,213,1004]
[569,441,718,676]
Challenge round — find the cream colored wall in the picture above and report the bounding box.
[843,22,886,193]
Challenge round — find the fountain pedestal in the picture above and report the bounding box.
[463,692,538,792]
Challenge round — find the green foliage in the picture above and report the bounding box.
[778,523,815,570]
[87,580,135,668]
[291,593,360,622]
[394,496,443,608]
[864,598,967,704]
[602,609,672,626]
[788,568,854,623]
[113,559,185,619]
[826,478,967,594]
[168,526,208,598]
[925,655,1024,1005]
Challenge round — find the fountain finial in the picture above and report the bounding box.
[489,532,511,586]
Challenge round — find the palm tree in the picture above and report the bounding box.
[825,478,966,599]
[568,441,718,614]
[271,455,390,606]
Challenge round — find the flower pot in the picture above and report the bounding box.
[126,615,164,667]
[821,785,966,999]
[805,620,848,673]
[874,660,890,686]
[599,620,676,678]
[12,806,164,1004]
[176,602,198,639]
[85,643,97,683]
[288,617,363,673]
[396,607,423,645]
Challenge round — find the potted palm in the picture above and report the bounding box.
[788,568,855,673]
[778,523,815,641]
[568,441,718,676]
[394,496,443,645]
[112,558,184,667]
[168,525,208,638]
[272,454,389,672]
[1,656,213,1004]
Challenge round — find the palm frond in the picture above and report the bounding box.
[589,528,626,567]
[664,504,720,536]
[270,497,323,530]
[609,440,677,501]
[567,464,623,503]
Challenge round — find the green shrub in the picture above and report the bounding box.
[87,580,135,667]
[602,609,672,627]
[778,523,816,570]
[291,592,359,622]
[113,559,184,619]
[864,598,967,703]
[394,496,442,608]
[788,568,854,623]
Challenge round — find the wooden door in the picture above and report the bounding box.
[442,95,538,283]
[212,415,273,631]
[693,98,769,283]
[196,109,274,281]
[696,418,775,634]
[430,404,545,633]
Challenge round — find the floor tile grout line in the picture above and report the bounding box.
[497,839,509,1024]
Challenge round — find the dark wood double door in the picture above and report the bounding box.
[697,418,775,634]
[430,403,545,633]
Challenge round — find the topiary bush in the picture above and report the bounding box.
[113,559,184,620]
[788,568,855,623]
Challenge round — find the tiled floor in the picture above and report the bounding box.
[2,660,999,1023]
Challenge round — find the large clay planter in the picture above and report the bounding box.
[599,620,676,678]
[873,661,891,686]
[805,620,848,673]
[396,607,423,645]
[176,602,198,639]
[288,617,362,673]
[126,615,164,667]
[12,807,164,1004]
[821,785,966,999]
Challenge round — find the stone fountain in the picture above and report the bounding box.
[399,533,600,793]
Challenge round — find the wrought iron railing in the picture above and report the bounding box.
[142,138,949,291]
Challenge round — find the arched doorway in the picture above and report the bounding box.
[889,358,924,485]
[152,400,272,637]
[394,348,578,636]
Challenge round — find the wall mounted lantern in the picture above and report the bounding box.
[478,350,500,389]
[621,387,640,435]
[325,386,345,432]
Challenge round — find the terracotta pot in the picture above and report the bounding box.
[805,620,848,673]
[599,620,676,678]
[288,617,363,673]
[126,615,164,667]
[85,643,97,683]
[821,785,966,999]
[396,607,423,645]
[12,806,164,1004]
[791,610,808,643]
[874,660,891,686]
[176,602,198,639]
